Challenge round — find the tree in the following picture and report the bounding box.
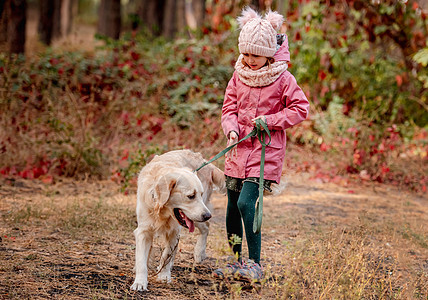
[98,0,121,39]
[7,0,27,54]
[61,0,75,36]
[184,0,205,31]
[134,0,165,35]
[52,0,62,40]
[38,0,74,45]
[251,0,265,11]
[162,0,179,38]
[38,0,62,45]
[132,0,205,38]
[0,1,8,50]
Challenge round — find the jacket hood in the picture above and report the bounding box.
[273,34,290,62]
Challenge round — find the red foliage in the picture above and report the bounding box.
[318,70,327,81]
[1,158,55,183]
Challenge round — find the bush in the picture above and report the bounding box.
[289,0,428,126]
[0,33,235,182]
[0,2,426,192]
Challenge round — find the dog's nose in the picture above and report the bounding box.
[202,212,212,221]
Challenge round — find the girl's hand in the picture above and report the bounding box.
[251,115,267,129]
[226,131,238,160]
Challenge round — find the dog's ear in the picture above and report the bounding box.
[211,166,226,194]
[153,173,177,213]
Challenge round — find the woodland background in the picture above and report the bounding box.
[0,0,427,193]
[1,1,428,299]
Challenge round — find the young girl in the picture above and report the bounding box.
[213,7,310,281]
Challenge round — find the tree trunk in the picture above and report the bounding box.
[192,0,205,28]
[185,0,197,30]
[38,0,62,45]
[137,0,165,36]
[97,0,121,39]
[52,0,62,39]
[184,0,206,33]
[276,0,285,15]
[162,0,186,38]
[0,0,8,46]
[162,0,177,38]
[251,0,266,11]
[38,0,54,45]
[61,0,75,36]
[135,0,193,38]
[8,0,26,54]
[176,0,185,33]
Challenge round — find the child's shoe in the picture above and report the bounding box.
[238,259,263,282]
[212,258,242,279]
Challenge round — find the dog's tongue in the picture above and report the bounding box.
[180,211,195,233]
[185,215,195,233]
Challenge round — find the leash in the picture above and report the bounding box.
[195,119,271,234]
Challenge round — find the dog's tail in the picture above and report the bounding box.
[265,176,288,196]
[211,166,227,194]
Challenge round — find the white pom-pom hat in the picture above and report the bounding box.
[237,7,284,57]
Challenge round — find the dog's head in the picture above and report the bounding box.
[152,167,211,232]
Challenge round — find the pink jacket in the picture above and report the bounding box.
[221,36,309,183]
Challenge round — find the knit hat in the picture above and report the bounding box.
[237,7,284,58]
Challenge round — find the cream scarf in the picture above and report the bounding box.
[234,54,288,87]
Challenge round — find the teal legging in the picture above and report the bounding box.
[226,181,261,264]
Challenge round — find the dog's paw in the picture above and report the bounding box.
[130,279,148,291]
[194,252,206,264]
[157,271,172,283]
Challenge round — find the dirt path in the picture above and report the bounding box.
[0,175,427,299]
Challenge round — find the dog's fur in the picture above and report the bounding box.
[130,150,225,291]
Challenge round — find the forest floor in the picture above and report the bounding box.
[1,170,427,299]
[3,8,427,299]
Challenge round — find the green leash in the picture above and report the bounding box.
[195,119,271,234]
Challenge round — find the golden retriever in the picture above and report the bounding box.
[130,150,225,291]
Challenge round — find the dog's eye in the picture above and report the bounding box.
[187,194,195,199]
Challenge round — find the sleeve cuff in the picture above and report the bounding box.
[227,130,239,139]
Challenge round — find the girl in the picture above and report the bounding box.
[213,7,310,282]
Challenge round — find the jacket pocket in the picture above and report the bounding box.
[266,130,285,149]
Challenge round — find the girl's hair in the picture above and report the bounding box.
[241,56,275,69]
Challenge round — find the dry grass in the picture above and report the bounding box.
[1,174,427,299]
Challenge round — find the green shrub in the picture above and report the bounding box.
[0,3,426,192]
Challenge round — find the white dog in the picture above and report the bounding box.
[130,150,225,291]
